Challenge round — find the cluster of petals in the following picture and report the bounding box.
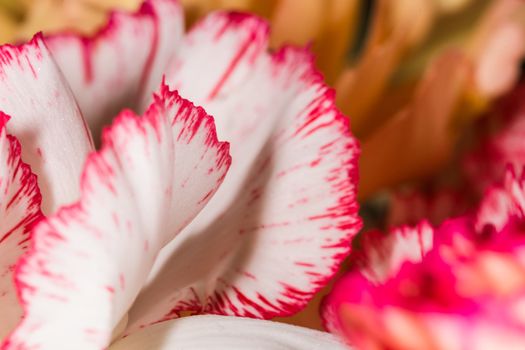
[323,167,525,350]
[0,0,361,348]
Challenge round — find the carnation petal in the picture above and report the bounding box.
[0,115,42,340]
[126,13,360,331]
[110,315,347,350]
[46,0,183,139]
[357,222,434,284]
[4,86,231,349]
[0,35,94,213]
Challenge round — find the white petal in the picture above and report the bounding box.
[47,0,183,139]
[0,36,94,213]
[4,86,231,349]
[0,115,42,339]
[127,13,360,330]
[110,315,348,350]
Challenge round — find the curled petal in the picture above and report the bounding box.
[4,85,231,349]
[0,115,42,339]
[110,315,347,350]
[0,35,94,213]
[46,0,183,138]
[126,13,360,331]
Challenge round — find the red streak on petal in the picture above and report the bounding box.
[137,2,159,99]
[81,39,93,83]
[207,34,253,100]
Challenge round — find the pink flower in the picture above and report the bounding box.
[0,0,360,348]
[323,167,525,349]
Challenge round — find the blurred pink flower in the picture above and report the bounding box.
[323,167,525,349]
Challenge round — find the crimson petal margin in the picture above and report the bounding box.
[46,0,183,139]
[0,115,42,340]
[0,35,94,213]
[3,85,231,349]
[126,13,361,331]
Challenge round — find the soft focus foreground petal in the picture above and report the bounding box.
[111,315,347,350]
[46,0,184,139]
[0,115,42,339]
[359,51,469,199]
[126,13,360,330]
[0,35,93,213]
[4,87,231,349]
